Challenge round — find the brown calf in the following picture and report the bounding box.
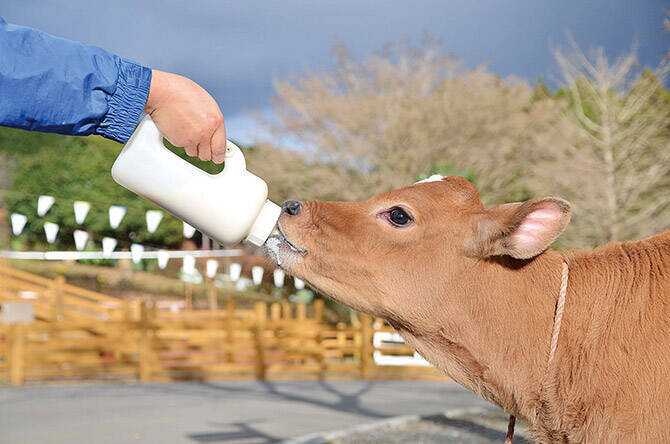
[264,176,670,442]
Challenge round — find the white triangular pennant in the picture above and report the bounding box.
[235,279,249,292]
[130,243,144,264]
[183,222,196,238]
[273,269,285,288]
[182,255,196,274]
[157,250,169,269]
[73,230,89,251]
[206,259,219,278]
[10,213,28,235]
[146,210,163,233]
[102,237,117,258]
[73,201,90,224]
[251,266,264,285]
[294,277,305,290]
[229,263,242,282]
[109,206,126,229]
[37,195,55,217]
[43,222,59,243]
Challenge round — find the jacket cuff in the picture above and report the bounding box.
[97,59,152,143]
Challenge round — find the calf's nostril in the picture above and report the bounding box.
[281,200,302,216]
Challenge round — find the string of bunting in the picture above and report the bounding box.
[7,191,208,271]
[11,213,196,257]
[4,188,198,240]
[12,196,174,236]
[8,190,202,259]
[3,190,307,290]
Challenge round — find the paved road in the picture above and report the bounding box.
[0,380,493,443]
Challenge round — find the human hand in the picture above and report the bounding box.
[143,70,226,163]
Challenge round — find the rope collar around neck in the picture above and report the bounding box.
[505,261,569,444]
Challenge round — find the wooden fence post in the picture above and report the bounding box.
[226,298,235,362]
[123,299,132,322]
[314,299,324,323]
[254,302,267,380]
[185,283,193,309]
[270,303,281,321]
[297,303,306,320]
[359,312,373,379]
[207,279,218,311]
[52,275,65,322]
[150,299,158,320]
[315,302,325,375]
[9,324,25,387]
[333,322,344,361]
[138,301,152,383]
[282,301,291,320]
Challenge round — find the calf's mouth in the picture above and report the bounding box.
[262,222,307,267]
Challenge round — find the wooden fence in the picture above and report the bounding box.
[0,264,128,322]
[0,300,444,385]
[0,264,445,385]
[0,263,260,322]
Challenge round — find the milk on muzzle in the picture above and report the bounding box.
[112,115,280,247]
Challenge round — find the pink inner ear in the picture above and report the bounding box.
[510,207,561,251]
[526,209,558,220]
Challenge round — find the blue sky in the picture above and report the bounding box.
[3,1,668,145]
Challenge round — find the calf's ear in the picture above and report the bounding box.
[467,197,571,259]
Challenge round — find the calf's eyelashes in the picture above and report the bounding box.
[378,206,414,228]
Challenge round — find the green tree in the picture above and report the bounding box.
[540,44,670,245]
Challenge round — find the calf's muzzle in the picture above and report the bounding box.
[281,200,302,216]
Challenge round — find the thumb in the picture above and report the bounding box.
[211,125,227,164]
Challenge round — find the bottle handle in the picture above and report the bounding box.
[134,115,246,175]
[222,140,246,174]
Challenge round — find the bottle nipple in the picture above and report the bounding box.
[245,201,281,247]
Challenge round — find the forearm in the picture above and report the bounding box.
[0,17,151,143]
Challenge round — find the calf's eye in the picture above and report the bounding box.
[389,207,412,226]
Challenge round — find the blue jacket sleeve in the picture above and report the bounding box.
[0,16,152,143]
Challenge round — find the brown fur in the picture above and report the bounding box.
[267,176,670,442]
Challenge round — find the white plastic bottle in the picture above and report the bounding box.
[111,115,280,247]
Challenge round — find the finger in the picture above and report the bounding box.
[197,135,212,162]
[210,125,227,164]
[184,144,198,157]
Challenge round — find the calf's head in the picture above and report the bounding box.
[264,176,571,321]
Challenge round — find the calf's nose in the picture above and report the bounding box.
[281,200,302,216]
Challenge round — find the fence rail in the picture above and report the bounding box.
[0,264,127,322]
